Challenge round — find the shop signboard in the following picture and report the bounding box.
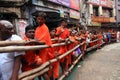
[48,0,60,4]
[107,1,113,8]
[104,17,110,22]
[59,0,70,7]
[48,0,70,7]
[70,9,80,19]
[89,22,101,26]
[60,10,64,17]
[110,17,116,22]
[70,0,80,10]
[92,17,110,22]
[100,0,112,8]
[88,0,100,6]
[100,0,107,6]
[88,0,113,8]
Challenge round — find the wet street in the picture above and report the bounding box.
[71,43,120,80]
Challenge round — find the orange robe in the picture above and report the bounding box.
[22,37,37,72]
[56,26,70,59]
[56,26,70,71]
[89,36,94,47]
[56,27,70,55]
[47,39,59,79]
[97,34,103,47]
[89,42,94,47]
[79,34,86,51]
[104,38,108,43]
[68,36,76,50]
[67,36,77,65]
[56,27,70,39]
[35,24,52,63]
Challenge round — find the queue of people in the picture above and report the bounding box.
[0,12,120,80]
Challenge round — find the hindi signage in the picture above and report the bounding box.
[92,17,111,22]
[70,0,80,10]
[70,9,80,19]
[48,0,70,7]
[88,0,113,8]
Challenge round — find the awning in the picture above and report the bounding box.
[31,6,60,17]
[35,6,59,13]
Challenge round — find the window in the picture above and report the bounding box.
[93,7,99,16]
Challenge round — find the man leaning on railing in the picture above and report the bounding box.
[0,20,25,80]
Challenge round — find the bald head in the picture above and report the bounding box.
[0,20,13,28]
[0,20,14,40]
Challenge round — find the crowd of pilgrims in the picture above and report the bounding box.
[0,12,120,80]
[22,17,119,80]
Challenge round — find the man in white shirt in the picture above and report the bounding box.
[0,20,24,80]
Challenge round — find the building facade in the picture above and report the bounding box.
[80,0,116,30]
[0,0,28,37]
[0,0,28,21]
[0,0,118,35]
[22,0,80,28]
[116,0,120,27]
[0,0,81,37]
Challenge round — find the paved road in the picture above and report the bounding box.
[73,43,120,80]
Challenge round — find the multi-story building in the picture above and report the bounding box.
[116,0,120,27]
[0,0,28,37]
[22,0,80,28]
[81,0,116,30]
[0,0,28,22]
[0,0,80,37]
